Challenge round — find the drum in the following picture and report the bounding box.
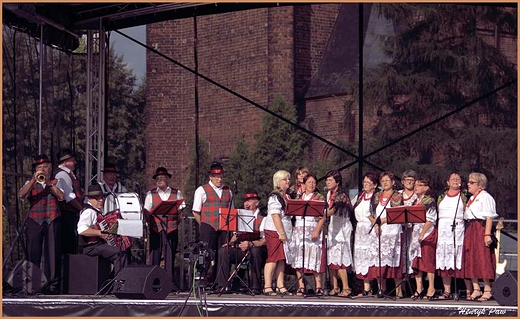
[104,192,142,220]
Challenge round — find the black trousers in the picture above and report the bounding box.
[199,222,229,283]
[149,229,178,284]
[60,209,79,255]
[216,244,267,290]
[82,242,127,276]
[26,217,62,290]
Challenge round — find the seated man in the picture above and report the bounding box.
[215,189,267,295]
[77,184,127,276]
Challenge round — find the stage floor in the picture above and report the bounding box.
[2,290,517,317]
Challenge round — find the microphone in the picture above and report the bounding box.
[233,180,238,194]
[323,186,329,193]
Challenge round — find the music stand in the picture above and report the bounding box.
[385,205,426,300]
[150,199,185,218]
[218,209,256,296]
[283,199,327,298]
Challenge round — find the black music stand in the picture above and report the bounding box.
[283,199,326,298]
[218,209,256,296]
[385,205,426,300]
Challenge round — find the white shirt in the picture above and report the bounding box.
[55,165,77,203]
[143,187,186,211]
[99,181,127,194]
[192,181,234,212]
[77,203,100,235]
[464,190,498,220]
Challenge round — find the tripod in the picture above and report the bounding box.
[283,199,326,298]
[385,205,426,300]
[178,260,210,317]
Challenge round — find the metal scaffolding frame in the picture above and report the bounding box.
[85,21,107,190]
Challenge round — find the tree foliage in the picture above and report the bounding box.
[2,27,146,255]
[336,4,517,216]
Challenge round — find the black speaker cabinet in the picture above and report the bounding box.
[3,260,48,294]
[492,271,517,306]
[62,254,111,295]
[113,265,173,300]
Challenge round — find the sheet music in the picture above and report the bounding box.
[237,209,255,233]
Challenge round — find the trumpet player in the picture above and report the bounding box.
[18,154,65,294]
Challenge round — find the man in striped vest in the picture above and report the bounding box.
[192,162,234,288]
[18,154,65,294]
[55,149,84,255]
[143,167,185,291]
[215,189,267,295]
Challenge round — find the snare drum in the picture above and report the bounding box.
[104,192,142,220]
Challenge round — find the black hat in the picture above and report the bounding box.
[32,154,51,168]
[208,162,224,175]
[243,189,261,201]
[153,167,172,179]
[57,148,75,163]
[86,184,104,197]
[102,163,118,173]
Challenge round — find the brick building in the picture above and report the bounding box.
[145,3,516,191]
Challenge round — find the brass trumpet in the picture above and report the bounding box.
[36,173,46,184]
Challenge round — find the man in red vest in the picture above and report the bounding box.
[192,162,234,288]
[18,154,65,294]
[55,149,84,255]
[143,167,185,291]
[215,189,267,295]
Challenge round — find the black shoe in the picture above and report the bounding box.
[251,289,262,296]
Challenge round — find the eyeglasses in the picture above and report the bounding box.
[468,181,477,185]
[449,178,461,182]
[415,184,427,187]
[403,178,415,182]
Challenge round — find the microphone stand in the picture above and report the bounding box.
[368,190,393,298]
[450,189,463,301]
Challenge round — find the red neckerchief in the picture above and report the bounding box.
[466,188,482,208]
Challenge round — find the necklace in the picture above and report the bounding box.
[446,190,461,198]
[379,191,391,205]
[402,190,415,201]
[363,192,373,201]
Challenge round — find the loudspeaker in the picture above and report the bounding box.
[492,271,517,306]
[62,254,111,295]
[113,265,173,300]
[3,260,48,294]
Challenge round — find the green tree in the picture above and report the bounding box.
[337,4,516,216]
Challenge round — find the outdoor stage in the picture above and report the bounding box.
[2,291,517,317]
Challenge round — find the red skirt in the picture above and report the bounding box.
[265,229,286,263]
[462,220,495,280]
[412,228,437,274]
[356,267,379,280]
[437,268,464,278]
[368,265,403,279]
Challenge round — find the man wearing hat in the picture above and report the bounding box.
[55,148,84,255]
[191,162,234,288]
[18,154,65,293]
[99,163,128,214]
[143,167,186,290]
[99,163,127,194]
[215,189,267,294]
[77,184,127,276]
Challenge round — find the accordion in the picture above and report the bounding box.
[97,211,133,251]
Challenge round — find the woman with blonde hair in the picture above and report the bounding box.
[262,170,294,296]
[463,172,497,301]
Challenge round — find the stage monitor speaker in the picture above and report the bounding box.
[492,271,517,306]
[113,265,173,300]
[62,254,111,295]
[3,260,48,294]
